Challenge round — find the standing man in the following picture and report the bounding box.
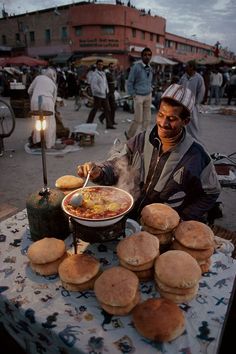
[125,47,153,139]
[179,60,205,140]
[99,62,117,125]
[28,68,57,149]
[87,59,115,129]
[208,68,223,105]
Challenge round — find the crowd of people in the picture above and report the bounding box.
[1,52,234,224]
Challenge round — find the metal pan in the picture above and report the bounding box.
[62,186,134,227]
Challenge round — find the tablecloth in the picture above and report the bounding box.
[0,209,235,354]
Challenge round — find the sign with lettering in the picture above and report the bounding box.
[79,38,119,48]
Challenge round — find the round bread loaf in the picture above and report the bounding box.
[155,275,199,295]
[174,220,214,250]
[100,291,140,316]
[58,253,100,285]
[158,286,198,304]
[154,250,201,289]
[141,203,180,231]
[117,231,159,269]
[55,175,84,189]
[30,253,68,276]
[94,266,139,308]
[198,258,211,274]
[27,237,66,264]
[172,240,214,261]
[132,298,185,342]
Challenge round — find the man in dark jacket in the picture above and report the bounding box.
[77,84,221,222]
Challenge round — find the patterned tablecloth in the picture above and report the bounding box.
[0,210,235,354]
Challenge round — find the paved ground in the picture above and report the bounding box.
[0,96,236,231]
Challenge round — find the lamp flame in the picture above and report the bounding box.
[35,116,46,131]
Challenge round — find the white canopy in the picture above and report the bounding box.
[151,55,177,65]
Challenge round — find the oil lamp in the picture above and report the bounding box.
[26,96,70,241]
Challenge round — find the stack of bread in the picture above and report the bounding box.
[132,298,185,342]
[172,221,215,273]
[94,266,140,315]
[154,250,202,303]
[140,203,180,250]
[116,231,160,281]
[27,237,67,276]
[58,253,100,291]
[55,175,84,194]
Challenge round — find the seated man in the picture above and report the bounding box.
[77,84,221,222]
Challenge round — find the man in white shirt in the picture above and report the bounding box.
[86,60,115,129]
[208,68,223,105]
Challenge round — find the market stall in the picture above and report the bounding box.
[0,209,235,354]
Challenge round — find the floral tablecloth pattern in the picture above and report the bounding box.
[0,210,235,354]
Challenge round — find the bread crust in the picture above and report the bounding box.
[174,220,214,249]
[100,291,140,315]
[117,231,159,268]
[58,253,100,284]
[61,271,101,291]
[132,298,185,342]
[158,286,198,303]
[30,252,68,276]
[119,258,155,271]
[94,266,139,307]
[154,250,201,289]
[141,203,180,231]
[27,237,66,264]
[55,175,84,189]
[172,240,214,261]
[155,275,199,295]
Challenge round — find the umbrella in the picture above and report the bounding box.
[1,55,48,67]
[151,55,177,65]
[75,56,118,67]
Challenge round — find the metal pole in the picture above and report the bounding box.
[40,127,49,193]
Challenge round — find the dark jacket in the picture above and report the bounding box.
[94,126,221,222]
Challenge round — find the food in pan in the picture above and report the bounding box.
[64,186,132,220]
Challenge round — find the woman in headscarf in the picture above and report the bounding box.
[28,68,57,149]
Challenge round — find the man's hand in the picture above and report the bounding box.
[77,162,101,180]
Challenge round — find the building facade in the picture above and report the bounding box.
[0,2,234,68]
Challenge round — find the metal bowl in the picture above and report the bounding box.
[62,186,134,227]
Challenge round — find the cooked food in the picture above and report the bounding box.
[55,175,84,190]
[141,203,180,231]
[58,253,101,292]
[154,250,201,289]
[27,237,67,275]
[132,298,185,342]
[174,220,215,250]
[117,231,159,281]
[94,266,140,315]
[64,186,132,220]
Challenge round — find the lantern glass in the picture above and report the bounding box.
[35,116,46,131]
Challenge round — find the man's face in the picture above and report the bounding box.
[156,101,189,139]
[141,50,152,65]
[97,62,104,71]
[109,64,115,72]
[186,64,194,76]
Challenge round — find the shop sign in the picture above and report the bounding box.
[79,38,119,48]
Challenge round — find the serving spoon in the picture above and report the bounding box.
[69,169,93,207]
